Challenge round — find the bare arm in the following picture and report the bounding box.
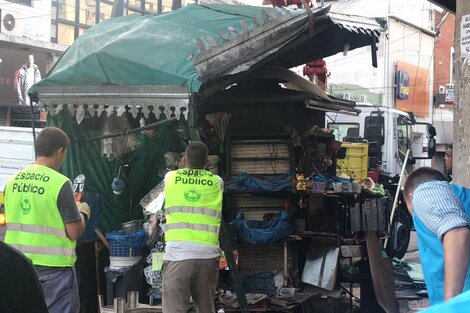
[57,182,85,241]
[443,227,470,301]
[65,219,85,241]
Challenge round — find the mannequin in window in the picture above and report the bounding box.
[17,55,41,106]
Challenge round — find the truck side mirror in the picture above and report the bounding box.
[427,125,436,137]
[428,137,436,158]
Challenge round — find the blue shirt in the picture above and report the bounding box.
[420,289,470,313]
[412,181,470,305]
[413,181,469,241]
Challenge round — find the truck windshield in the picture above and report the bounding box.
[397,116,411,159]
[327,123,359,141]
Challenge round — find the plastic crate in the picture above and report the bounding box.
[337,142,369,182]
[109,240,142,257]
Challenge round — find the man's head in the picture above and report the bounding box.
[445,144,452,176]
[35,127,70,170]
[27,55,35,67]
[182,141,209,169]
[403,167,447,213]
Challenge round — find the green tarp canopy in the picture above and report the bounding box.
[31,4,382,96]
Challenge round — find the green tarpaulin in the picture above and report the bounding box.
[32,4,307,94]
[47,110,175,233]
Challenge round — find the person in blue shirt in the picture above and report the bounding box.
[403,167,470,305]
[421,289,470,313]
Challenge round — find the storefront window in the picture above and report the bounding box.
[58,0,76,21]
[79,27,88,36]
[128,9,141,15]
[58,23,75,46]
[162,0,172,12]
[51,23,57,38]
[80,0,96,25]
[145,0,158,13]
[5,0,32,6]
[128,0,143,11]
[99,2,113,22]
[51,3,58,21]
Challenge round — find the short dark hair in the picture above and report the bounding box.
[184,141,208,169]
[35,127,70,157]
[403,167,446,202]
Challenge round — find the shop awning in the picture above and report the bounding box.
[30,3,383,97]
[38,67,359,124]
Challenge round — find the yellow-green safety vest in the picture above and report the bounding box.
[164,169,223,246]
[4,164,76,267]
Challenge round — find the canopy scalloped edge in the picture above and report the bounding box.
[42,102,189,125]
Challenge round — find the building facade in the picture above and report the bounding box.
[0,0,66,126]
[0,0,196,125]
[51,0,182,46]
[323,0,454,156]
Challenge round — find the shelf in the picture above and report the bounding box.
[224,189,297,196]
[224,190,360,198]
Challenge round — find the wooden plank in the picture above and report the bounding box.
[366,231,399,313]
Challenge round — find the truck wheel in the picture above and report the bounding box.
[386,207,412,259]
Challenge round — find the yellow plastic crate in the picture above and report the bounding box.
[336,143,368,182]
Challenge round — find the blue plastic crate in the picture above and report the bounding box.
[109,240,142,257]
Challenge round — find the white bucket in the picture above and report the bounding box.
[109,256,142,269]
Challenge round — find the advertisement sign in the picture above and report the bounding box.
[461,14,470,58]
[396,70,409,100]
[395,61,430,117]
[0,48,47,105]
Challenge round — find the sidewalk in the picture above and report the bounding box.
[398,231,430,312]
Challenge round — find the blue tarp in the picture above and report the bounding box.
[225,172,294,192]
[233,211,293,246]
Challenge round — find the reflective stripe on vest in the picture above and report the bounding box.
[165,206,222,219]
[166,222,220,234]
[164,169,222,246]
[8,244,76,257]
[7,223,68,238]
[4,164,76,267]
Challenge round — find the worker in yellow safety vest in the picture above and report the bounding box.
[162,141,223,313]
[3,127,89,313]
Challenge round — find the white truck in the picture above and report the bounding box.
[0,126,39,240]
[326,103,436,258]
[326,103,436,180]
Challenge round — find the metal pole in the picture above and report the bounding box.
[29,98,37,148]
[383,149,410,249]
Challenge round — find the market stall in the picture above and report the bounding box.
[29,3,386,313]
